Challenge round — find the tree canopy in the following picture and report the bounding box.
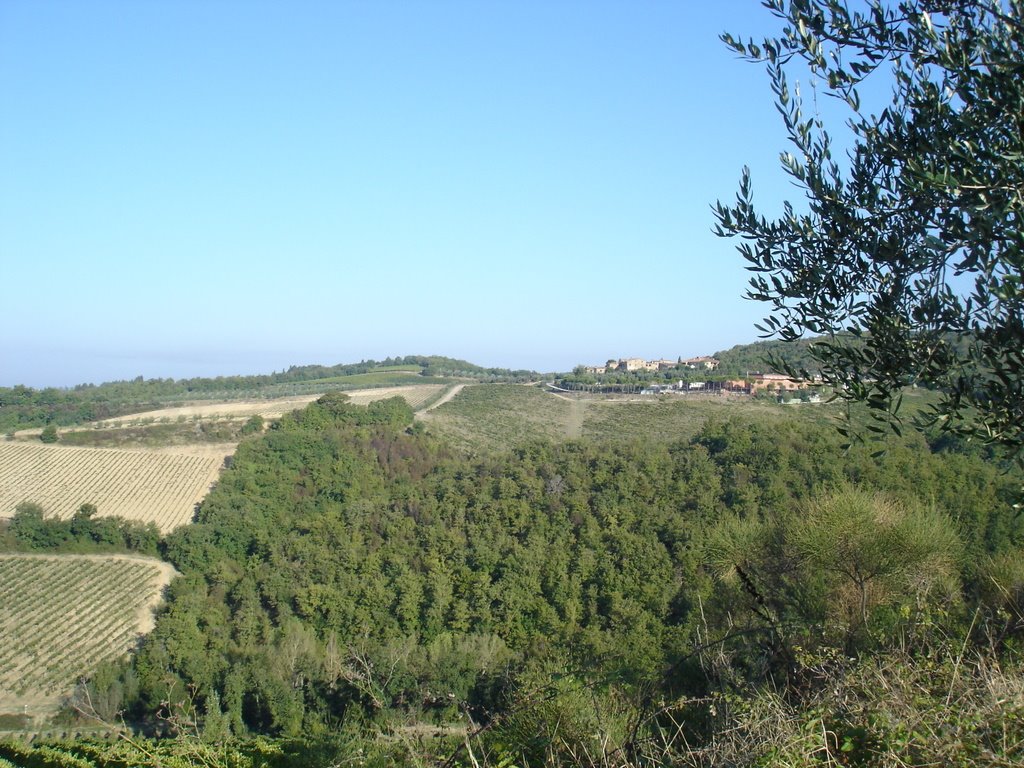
[714,0,1024,461]
[7,394,1024,763]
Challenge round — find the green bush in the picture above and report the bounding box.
[239,415,265,436]
[698,486,964,682]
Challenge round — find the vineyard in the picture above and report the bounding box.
[0,444,220,532]
[0,554,176,714]
[345,384,447,410]
[75,384,450,428]
[87,395,320,426]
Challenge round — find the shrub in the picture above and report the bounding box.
[239,415,265,436]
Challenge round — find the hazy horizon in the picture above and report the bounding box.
[1,342,759,389]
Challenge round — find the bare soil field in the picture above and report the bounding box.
[0,443,221,532]
[0,553,176,715]
[145,442,239,460]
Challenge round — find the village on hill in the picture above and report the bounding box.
[568,355,818,397]
[581,355,722,375]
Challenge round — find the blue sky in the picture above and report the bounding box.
[2,0,820,387]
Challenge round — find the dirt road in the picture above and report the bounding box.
[417,383,467,415]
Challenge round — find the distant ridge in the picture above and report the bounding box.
[0,355,540,432]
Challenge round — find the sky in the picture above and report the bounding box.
[2,0,834,387]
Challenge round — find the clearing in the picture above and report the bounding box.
[422,383,815,452]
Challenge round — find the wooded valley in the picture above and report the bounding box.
[3,387,1021,766]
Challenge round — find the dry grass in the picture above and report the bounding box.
[424,385,804,452]
[580,393,792,444]
[423,384,575,452]
[458,646,1024,767]
[656,649,1024,768]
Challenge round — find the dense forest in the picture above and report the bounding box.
[712,337,832,376]
[6,392,1021,765]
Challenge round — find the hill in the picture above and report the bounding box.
[712,336,834,375]
[423,382,834,452]
[0,356,539,433]
[3,383,1022,766]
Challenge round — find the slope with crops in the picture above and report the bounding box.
[27,389,1007,766]
[0,443,221,533]
[0,554,175,716]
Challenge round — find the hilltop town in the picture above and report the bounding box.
[580,355,721,374]
[565,354,817,396]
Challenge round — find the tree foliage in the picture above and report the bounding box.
[714,0,1024,460]
[8,392,1022,763]
[2,501,160,555]
[108,394,1020,739]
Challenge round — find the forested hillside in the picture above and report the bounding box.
[0,356,536,433]
[712,337,830,375]
[12,391,1014,765]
